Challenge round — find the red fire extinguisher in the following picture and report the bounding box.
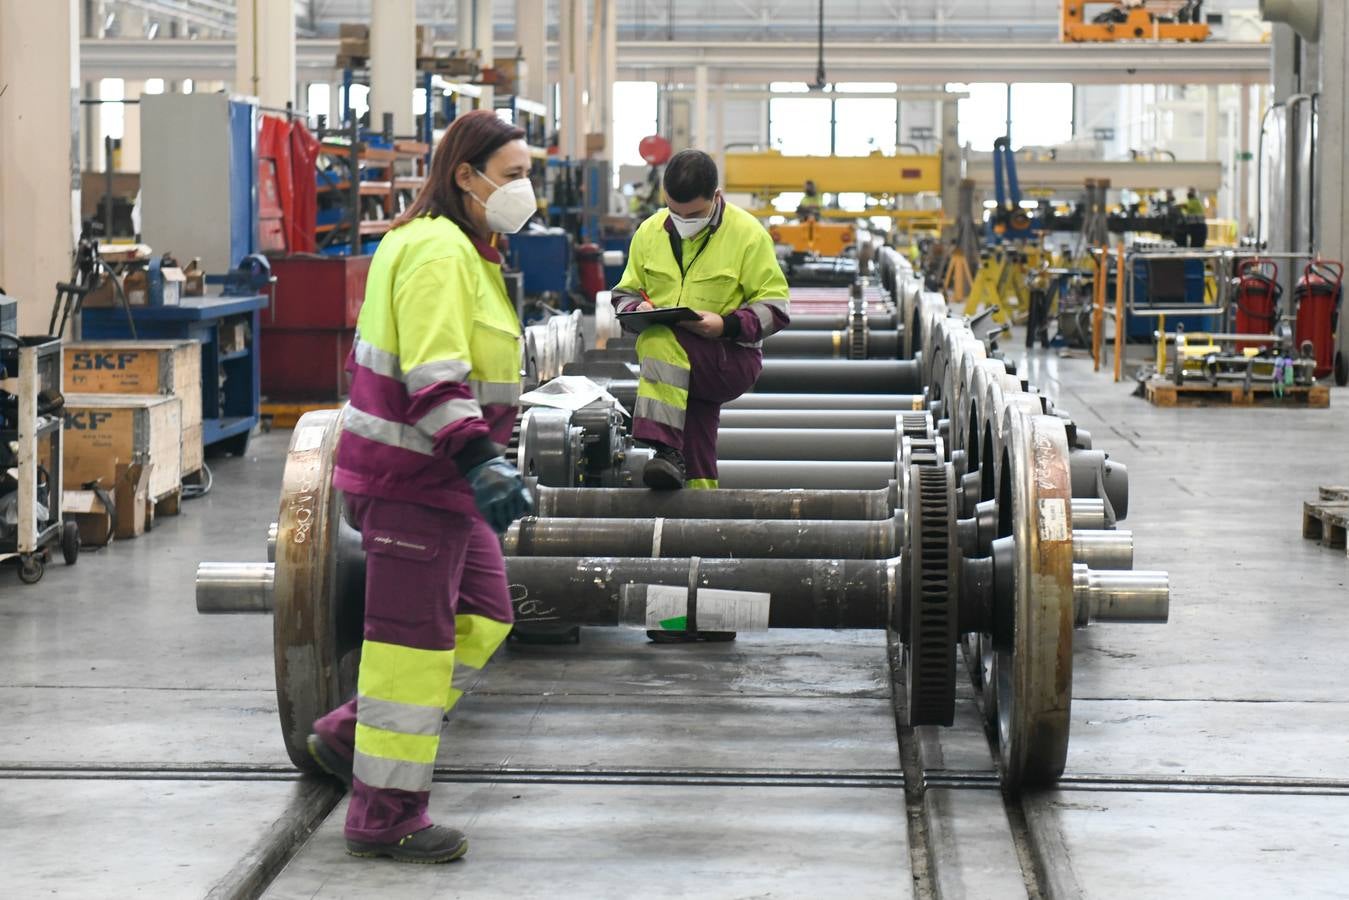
[576,242,606,307]
[1233,259,1281,352]
[1293,260,1343,380]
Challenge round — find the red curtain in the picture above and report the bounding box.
[288,120,322,254]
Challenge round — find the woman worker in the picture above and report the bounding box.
[306,109,535,864]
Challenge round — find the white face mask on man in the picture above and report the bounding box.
[471,170,538,234]
[667,194,718,239]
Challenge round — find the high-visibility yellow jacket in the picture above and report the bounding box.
[335,215,522,513]
[612,198,790,344]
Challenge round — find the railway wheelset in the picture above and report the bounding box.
[197,250,1168,792]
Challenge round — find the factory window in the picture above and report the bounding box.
[307,83,331,123]
[949,82,1008,152]
[1009,83,1074,148]
[143,79,164,95]
[98,78,125,141]
[770,82,811,93]
[768,97,832,156]
[346,84,370,122]
[834,98,898,156]
[613,81,658,168]
[181,78,194,94]
[949,81,1074,151]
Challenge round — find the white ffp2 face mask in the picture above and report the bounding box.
[472,171,537,234]
[669,211,712,239]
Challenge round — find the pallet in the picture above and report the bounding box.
[1303,488,1349,556]
[151,487,182,521]
[1143,378,1331,408]
[262,401,344,430]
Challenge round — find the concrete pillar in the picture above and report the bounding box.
[475,0,494,109]
[939,96,960,235]
[1315,1,1349,377]
[1204,86,1219,163]
[713,84,726,183]
[235,0,295,108]
[371,0,416,135]
[0,0,80,333]
[457,0,475,52]
[692,65,709,151]
[83,81,103,171]
[515,0,547,103]
[1236,84,1253,235]
[602,0,616,158]
[121,80,142,172]
[558,0,587,159]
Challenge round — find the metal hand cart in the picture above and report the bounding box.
[0,334,79,583]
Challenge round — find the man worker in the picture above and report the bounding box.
[612,149,790,494]
[1182,188,1205,217]
[797,180,823,221]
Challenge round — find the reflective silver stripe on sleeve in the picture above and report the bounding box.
[356,696,446,737]
[415,397,483,437]
[342,406,436,455]
[353,752,435,793]
[353,337,403,381]
[639,357,691,390]
[404,358,473,393]
[634,396,687,430]
[470,380,522,405]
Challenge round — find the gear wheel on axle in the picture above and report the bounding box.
[904,463,959,727]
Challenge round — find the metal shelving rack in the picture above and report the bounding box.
[0,335,78,583]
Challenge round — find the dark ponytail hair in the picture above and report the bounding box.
[392,109,526,234]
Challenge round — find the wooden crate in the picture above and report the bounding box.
[1143,378,1331,409]
[1303,486,1349,557]
[64,341,203,475]
[63,394,183,508]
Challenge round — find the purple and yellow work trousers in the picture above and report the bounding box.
[312,493,513,845]
[631,327,762,488]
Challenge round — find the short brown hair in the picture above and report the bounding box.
[392,109,526,233]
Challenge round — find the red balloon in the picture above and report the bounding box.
[638,134,673,165]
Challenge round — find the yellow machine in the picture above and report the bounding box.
[1061,1,1209,42]
[724,149,943,228]
[768,220,856,257]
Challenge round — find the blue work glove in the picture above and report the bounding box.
[465,457,533,534]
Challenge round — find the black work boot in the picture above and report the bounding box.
[307,733,353,789]
[643,444,686,490]
[346,825,469,864]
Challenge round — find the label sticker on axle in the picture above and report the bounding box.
[1038,498,1069,542]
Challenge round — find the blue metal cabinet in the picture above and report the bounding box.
[80,294,269,454]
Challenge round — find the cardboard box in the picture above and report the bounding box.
[339,23,369,39]
[114,462,151,540]
[585,132,607,155]
[339,37,370,60]
[416,24,435,58]
[63,394,182,506]
[64,341,203,476]
[62,489,115,547]
[156,266,186,306]
[219,317,250,356]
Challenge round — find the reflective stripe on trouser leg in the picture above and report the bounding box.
[444,613,514,711]
[352,639,455,793]
[633,326,690,448]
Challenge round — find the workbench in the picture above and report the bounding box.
[80,293,269,455]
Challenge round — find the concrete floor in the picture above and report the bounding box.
[3,346,1349,898]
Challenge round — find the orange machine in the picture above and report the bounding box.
[1061,1,1209,42]
[768,220,856,258]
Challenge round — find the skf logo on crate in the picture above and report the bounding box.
[65,411,114,431]
[70,351,139,371]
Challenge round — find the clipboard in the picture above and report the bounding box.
[616,306,702,332]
